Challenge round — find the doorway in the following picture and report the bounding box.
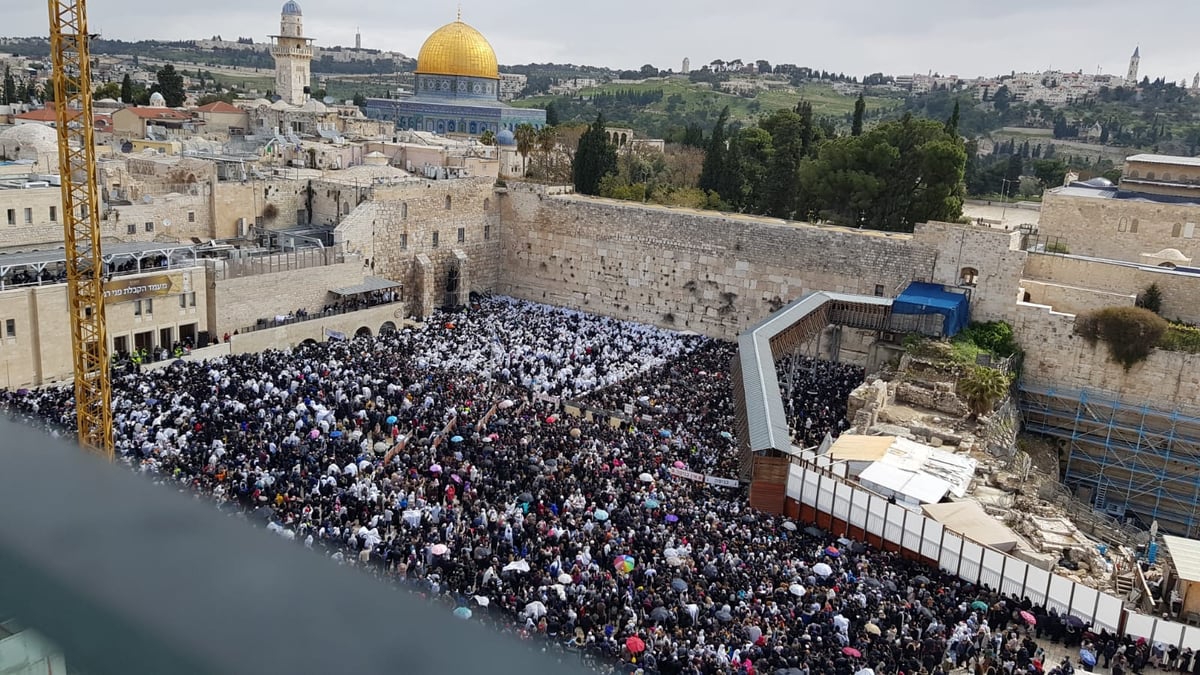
[444,266,460,308]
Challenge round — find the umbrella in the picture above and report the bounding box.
[639,472,655,483]
[842,647,861,658]
[855,669,876,675]
[308,429,320,439]
[664,514,679,523]
[473,546,492,560]
[594,509,609,522]
[715,610,733,623]
[824,546,840,557]
[570,428,581,438]
[558,573,573,584]
[524,601,547,618]
[386,415,398,425]
[860,577,881,588]
[789,583,806,597]
[1019,610,1036,625]
[912,575,930,585]
[473,595,489,607]
[172,358,185,366]
[972,600,990,612]
[625,636,646,654]
[330,430,342,438]
[673,460,686,469]
[1080,649,1097,667]
[719,431,733,439]
[502,560,530,573]
[450,473,462,483]
[450,435,463,443]
[453,607,472,619]
[518,492,534,504]
[703,564,719,578]
[651,606,671,622]
[430,544,449,556]
[746,625,763,643]
[659,429,672,438]
[782,521,797,532]
[1066,615,1085,628]
[803,526,825,537]
[672,578,688,592]
[545,415,557,424]
[614,555,636,573]
[429,463,442,473]
[864,623,881,636]
[813,563,833,577]
[644,498,660,509]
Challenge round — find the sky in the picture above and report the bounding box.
[4,0,1197,83]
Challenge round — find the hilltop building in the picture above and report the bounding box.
[1127,46,1140,84]
[362,13,545,137]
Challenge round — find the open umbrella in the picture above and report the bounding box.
[719,431,733,440]
[1080,648,1097,667]
[855,669,876,675]
[912,575,930,585]
[860,577,881,588]
[842,647,861,658]
[473,546,492,560]
[671,578,688,592]
[673,460,686,469]
[864,623,881,636]
[782,521,797,532]
[638,472,655,483]
[703,564,719,578]
[644,498,660,509]
[812,563,833,577]
[803,526,825,537]
[558,573,573,584]
[498,399,514,409]
[625,636,646,654]
[450,435,463,443]
[715,609,733,623]
[746,625,763,642]
[594,509,609,522]
[308,429,320,439]
[1066,615,1085,628]
[429,463,442,474]
[502,560,530,573]
[545,415,557,424]
[614,555,635,573]
[518,492,534,504]
[453,607,472,619]
[473,595,489,607]
[972,600,990,612]
[570,428,581,438]
[789,583,806,597]
[664,514,679,523]
[825,546,841,557]
[1020,610,1036,625]
[430,544,449,556]
[524,601,547,618]
[659,429,672,438]
[651,606,671,622]
[386,415,398,425]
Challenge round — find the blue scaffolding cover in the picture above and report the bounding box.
[892,282,969,337]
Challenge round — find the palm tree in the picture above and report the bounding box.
[514,123,538,177]
[958,366,1011,417]
[479,129,496,146]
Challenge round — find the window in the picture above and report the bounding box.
[1173,223,1183,237]
[457,227,465,243]
[1147,171,1156,180]
[134,300,143,316]
[189,292,196,307]
[1163,173,1173,182]
[959,267,979,287]
[431,231,439,247]
[187,211,195,223]
[5,209,13,225]
[484,224,491,240]
[24,208,32,224]
[483,198,490,210]
[49,206,56,222]
[145,221,154,232]
[444,195,452,210]
[5,318,14,338]
[127,222,136,235]
[1130,218,1139,233]
[145,298,153,314]
[399,233,408,250]
[180,294,188,309]
[1118,217,1128,233]
[874,284,885,297]
[401,203,408,220]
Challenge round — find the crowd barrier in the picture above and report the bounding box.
[786,460,1199,649]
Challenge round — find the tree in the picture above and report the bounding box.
[544,101,559,127]
[120,73,133,104]
[514,123,538,176]
[352,92,366,107]
[944,99,960,135]
[1136,283,1163,315]
[155,64,185,107]
[572,114,617,195]
[93,81,121,100]
[1004,154,1023,190]
[2,67,15,105]
[681,123,705,149]
[698,106,731,200]
[1076,306,1167,371]
[958,366,1011,417]
[851,94,865,137]
[479,129,496,146]
[992,85,1011,112]
[1031,159,1067,189]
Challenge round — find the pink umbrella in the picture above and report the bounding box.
[431,544,448,556]
[673,461,686,469]
[1020,610,1036,625]
[308,429,320,439]
[429,464,443,473]
[842,647,861,658]
[450,473,462,483]
[546,415,558,424]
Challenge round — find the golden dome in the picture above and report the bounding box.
[415,19,499,80]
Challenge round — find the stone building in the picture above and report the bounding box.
[269,1,315,107]
[362,13,546,137]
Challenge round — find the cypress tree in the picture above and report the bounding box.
[572,113,617,195]
[944,99,960,135]
[120,73,133,104]
[699,106,731,196]
[851,94,865,137]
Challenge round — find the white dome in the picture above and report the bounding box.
[270,99,291,111]
[301,99,327,113]
[149,92,166,107]
[253,98,272,107]
[0,124,59,160]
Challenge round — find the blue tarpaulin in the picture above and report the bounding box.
[892,282,969,337]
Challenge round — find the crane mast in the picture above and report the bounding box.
[47,0,113,460]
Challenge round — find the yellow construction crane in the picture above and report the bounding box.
[47,0,113,460]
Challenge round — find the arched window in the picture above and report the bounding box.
[1173,223,1183,237]
[401,202,408,220]
[483,197,491,210]
[1147,171,1156,180]
[1130,218,1139,233]
[1129,170,1140,178]
[959,267,979,287]
[1118,217,1128,233]
[1163,172,1173,181]
[342,202,350,215]
[445,195,452,210]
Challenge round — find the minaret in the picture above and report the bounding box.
[270,1,315,107]
[682,57,690,75]
[355,27,361,50]
[1127,46,1140,84]
[1192,72,1198,90]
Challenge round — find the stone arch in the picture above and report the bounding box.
[301,338,318,345]
[1129,170,1140,178]
[401,202,408,220]
[620,133,628,146]
[1163,172,1173,181]
[379,321,397,334]
[1147,171,1156,180]
[356,326,372,338]
[483,197,491,210]
[959,266,979,287]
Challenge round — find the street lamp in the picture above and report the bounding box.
[999,178,1016,225]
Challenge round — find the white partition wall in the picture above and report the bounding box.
[1024,566,1050,606]
[1153,620,1184,648]
[1047,575,1074,614]
[921,521,944,561]
[1094,592,1123,633]
[884,505,905,544]
[801,470,820,507]
[1000,558,1028,599]
[817,476,835,514]
[980,548,1006,592]
[866,495,885,537]
[1070,585,1099,623]
[960,540,983,585]
[902,512,924,553]
[940,532,963,576]
[849,488,870,530]
[832,482,851,522]
[1182,625,1200,651]
[1126,612,1155,640]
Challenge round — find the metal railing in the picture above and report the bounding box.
[236,296,404,335]
[210,246,346,281]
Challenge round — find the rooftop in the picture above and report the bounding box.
[1051,184,1200,207]
[1126,154,1200,168]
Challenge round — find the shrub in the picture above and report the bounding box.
[1046,241,1070,254]
[1075,306,1167,371]
[958,321,1020,358]
[1136,283,1163,315]
[958,366,1012,416]
[1160,323,1200,354]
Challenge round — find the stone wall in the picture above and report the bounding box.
[910,221,1027,323]
[496,186,937,341]
[106,192,213,243]
[227,303,412,355]
[1023,252,1200,323]
[209,257,367,334]
[1039,189,1200,264]
[212,179,311,239]
[1014,301,1200,403]
[1018,278,1136,316]
[0,187,64,249]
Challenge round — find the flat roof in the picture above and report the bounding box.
[0,241,195,269]
[923,500,1021,552]
[827,434,895,462]
[1126,154,1200,168]
[1163,534,1200,583]
[331,275,401,296]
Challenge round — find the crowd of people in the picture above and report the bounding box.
[776,355,865,449]
[3,296,1121,674]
